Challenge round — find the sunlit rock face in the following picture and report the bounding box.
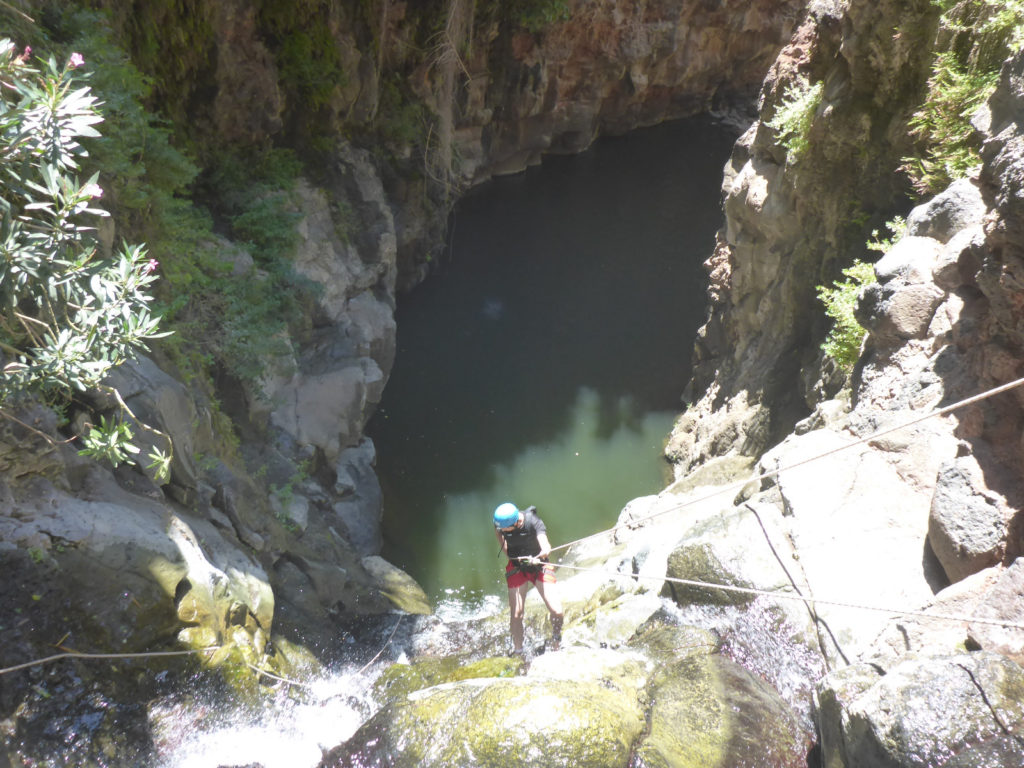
[111,0,809,288]
[818,652,1024,768]
[667,0,943,475]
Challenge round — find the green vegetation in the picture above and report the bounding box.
[866,216,908,254]
[270,458,310,531]
[258,1,345,109]
[173,149,312,391]
[473,0,570,35]
[816,218,904,372]
[376,76,432,151]
[940,0,1024,58]
[0,38,172,479]
[902,51,999,194]
[817,260,877,370]
[0,7,318,484]
[513,0,571,33]
[62,9,313,396]
[902,0,1024,195]
[766,76,823,163]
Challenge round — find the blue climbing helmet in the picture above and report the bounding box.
[493,502,520,529]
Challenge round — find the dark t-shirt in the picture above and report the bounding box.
[500,507,547,561]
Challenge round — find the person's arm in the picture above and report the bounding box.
[496,528,508,556]
[535,532,552,560]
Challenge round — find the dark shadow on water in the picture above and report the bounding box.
[367,116,739,595]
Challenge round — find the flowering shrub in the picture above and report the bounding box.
[0,40,171,481]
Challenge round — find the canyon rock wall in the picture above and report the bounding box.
[664,0,1024,576]
[438,0,807,180]
[667,0,941,475]
[101,0,807,286]
[1,0,809,685]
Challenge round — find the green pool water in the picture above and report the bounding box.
[367,116,737,600]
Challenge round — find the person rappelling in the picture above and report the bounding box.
[493,502,564,654]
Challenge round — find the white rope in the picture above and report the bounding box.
[550,375,1024,557]
[0,647,220,676]
[2,616,406,685]
[548,561,1024,631]
[243,661,311,688]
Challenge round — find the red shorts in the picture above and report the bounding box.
[506,561,556,589]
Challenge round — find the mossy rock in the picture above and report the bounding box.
[627,614,719,662]
[527,647,653,705]
[323,677,645,768]
[205,642,268,705]
[374,655,523,705]
[661,542,756,607]
[361,555,432,615]
[634,653,811,768]
[199,635,323,708]
[270,635,323,681]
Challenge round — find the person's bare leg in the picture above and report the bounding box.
[534,578,563,650]
[507,584,528,651]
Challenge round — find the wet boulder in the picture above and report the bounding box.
[758,425,950,662]
[325,647,652,768]
[633,651,811,768]
[816,651,1024,767]
[321,675,646,768]
[373,654,524,705]
[360,555,432,615]
[662,541,758,606]
[658,500,800,611]
[563,589,665,649]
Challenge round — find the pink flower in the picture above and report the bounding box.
[82,183,103,198]
[16,46,31,63]
[144,259,159,274]
[68,52,84,69]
